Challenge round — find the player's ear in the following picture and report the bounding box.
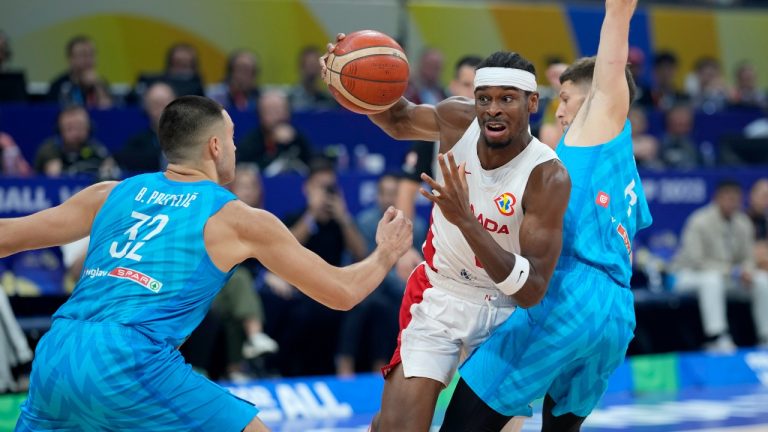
[207,135,220,158]
[528,91,540,114]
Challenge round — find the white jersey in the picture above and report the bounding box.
[423,119,558,291]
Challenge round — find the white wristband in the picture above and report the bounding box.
[495,254,530,296]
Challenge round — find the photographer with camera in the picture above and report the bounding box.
[260,156,367,376]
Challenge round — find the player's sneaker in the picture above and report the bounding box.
[704,334,737,354]
[242,332,279,359]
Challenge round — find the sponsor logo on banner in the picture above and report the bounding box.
[494,192,516,216]
[227,381,354,422]
[108,267,163,293]
[746,351,768,385]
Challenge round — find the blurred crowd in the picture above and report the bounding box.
[1,32,768,389]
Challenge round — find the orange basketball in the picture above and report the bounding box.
[324,30,410,115]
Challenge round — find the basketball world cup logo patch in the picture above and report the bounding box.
[494,193,516,216]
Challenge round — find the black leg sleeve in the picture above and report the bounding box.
[439,378,513,432]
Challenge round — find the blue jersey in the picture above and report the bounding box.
[54,173,237,347]
[458,120,652,418]
[555,120,652,287]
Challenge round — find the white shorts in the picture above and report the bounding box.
[383,264,517,386]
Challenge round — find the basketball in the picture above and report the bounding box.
[324,30,410,115]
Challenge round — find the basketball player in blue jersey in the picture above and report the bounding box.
[439,0,652,431]
[1,95,413,432]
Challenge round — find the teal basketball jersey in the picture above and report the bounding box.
[555,119,653,287]
[54,172,238,347]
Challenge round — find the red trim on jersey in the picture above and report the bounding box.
[381,263,432,379]
[422,214,436,272]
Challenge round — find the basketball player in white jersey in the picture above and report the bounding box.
[321,48,571,431]
[394,55,483,279]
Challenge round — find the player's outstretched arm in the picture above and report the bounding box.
[569,0,637,145]
[421,153,570,307]
[213,202,412,310]
[0,181,117,258]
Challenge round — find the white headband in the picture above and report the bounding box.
[474,67,537,92]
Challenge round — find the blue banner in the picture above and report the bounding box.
[217,349,768,428]
[223,373,383,426]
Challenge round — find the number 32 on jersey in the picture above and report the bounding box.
[109,211,169,261]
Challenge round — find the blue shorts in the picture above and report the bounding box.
[15,319,258,431]
[459,256,635,417]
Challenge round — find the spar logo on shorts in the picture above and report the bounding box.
[596,191,610,208]
[494,192,516,216]
[108,267,163,293]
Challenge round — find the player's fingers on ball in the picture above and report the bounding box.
[337,33,346,41]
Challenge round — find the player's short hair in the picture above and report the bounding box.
[158,95,224,163]
[476,51,536,76]
[559,56,638,107]
[454,55,482,77]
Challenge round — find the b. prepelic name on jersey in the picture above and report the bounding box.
[107,267,163,293]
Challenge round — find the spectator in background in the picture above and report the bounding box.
[628,46,647,86]
[0,30,28,103]
[34,105,116,179]
[261,157,367,376]
[730,61,767,110]
[748,179,768,272]
[237,88,314,176]
[288,46,336,111]
[686,57,729,114]
[133,43,204,100]
[446,55,482,98]
[659,104,703,169]
[749,178,768,240]
[0,131,32,176]
[637,51,688,111]
[337,173,425,376]
[46,35,113,109]
[403,47,447,105]
[0,281,33,393]
[672,180,768,352]
[208,50,261,112]
[629,107,664,170]
[0,30,10,71]
[213,164,278,381]
[115,81,175,174]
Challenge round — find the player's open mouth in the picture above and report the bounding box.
[484,122,507,139]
